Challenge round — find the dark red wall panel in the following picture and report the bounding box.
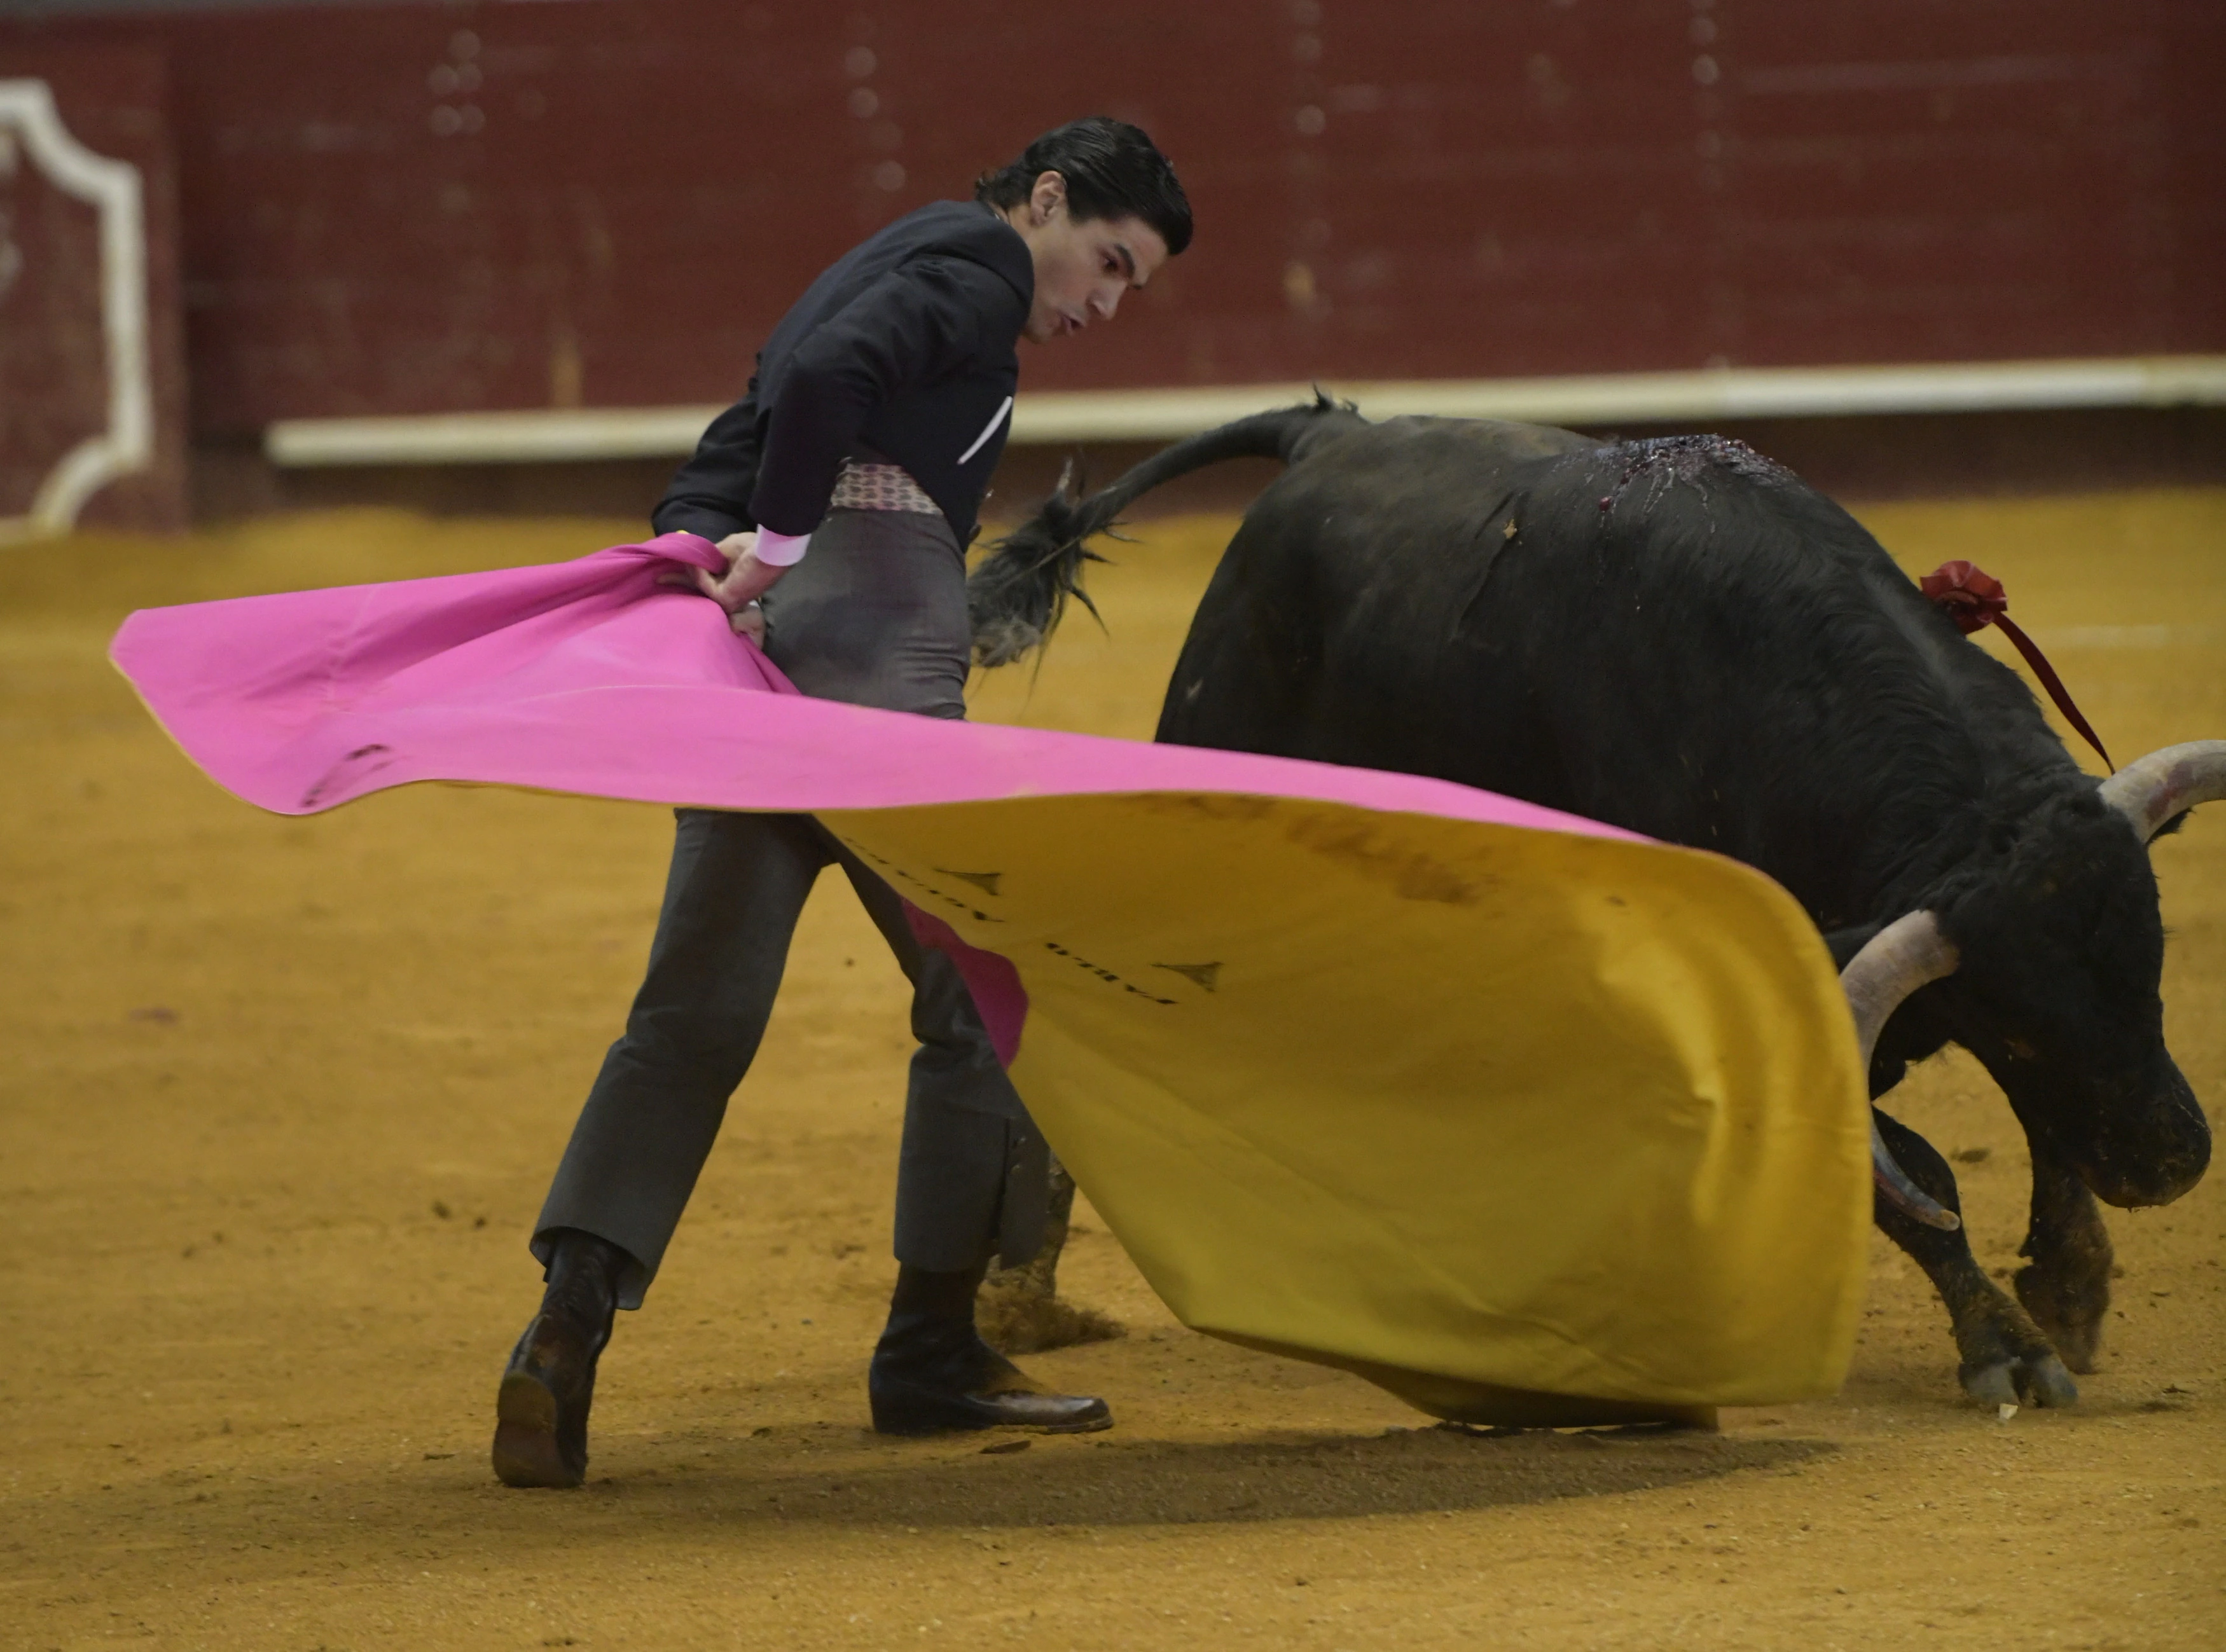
[0,43,190,529]
[3,0,2218,438]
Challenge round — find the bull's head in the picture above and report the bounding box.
[1846,741,2226,1229]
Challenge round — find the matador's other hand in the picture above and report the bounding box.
[659,531,780,645]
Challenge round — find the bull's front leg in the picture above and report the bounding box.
[1872,1110,2078,1408]
[2011,1143,2113,1373]
[975,1156,1125,1355]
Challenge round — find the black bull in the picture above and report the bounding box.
[967,400,2224,1410]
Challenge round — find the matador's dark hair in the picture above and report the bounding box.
[975,116,1192,256]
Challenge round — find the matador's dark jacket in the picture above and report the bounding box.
[653,200,1034,549]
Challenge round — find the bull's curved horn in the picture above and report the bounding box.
[2098,740,2226,843]
[1841,910,1964,1232]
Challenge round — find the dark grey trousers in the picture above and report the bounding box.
[532,507,1047,1309]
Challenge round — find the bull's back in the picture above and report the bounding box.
[1159,421,2014,923]
[1158,416,1593,759]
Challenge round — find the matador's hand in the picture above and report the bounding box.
[660,531,781,645]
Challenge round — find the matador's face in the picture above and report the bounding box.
[1006,174,1168,345]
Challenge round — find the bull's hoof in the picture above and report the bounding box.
[1959,1351,2078,1410]
[975,1281,1126,1356]
[2013,1262,2106,1375]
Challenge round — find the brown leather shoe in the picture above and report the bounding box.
[869,1364,1114,1435]
[868,1262,1114,1436]
[491,1230,623,1488]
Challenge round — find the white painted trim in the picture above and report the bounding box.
[263,354,2226,468]
[266,404,726,467]
[0,79,153,544]
[955,394,1013,465]
[1010,355,2226,441]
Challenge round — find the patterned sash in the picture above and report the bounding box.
[831,460,939,516]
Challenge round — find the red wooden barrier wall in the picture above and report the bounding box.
[3,0,2220,448]
[0,46,189,530]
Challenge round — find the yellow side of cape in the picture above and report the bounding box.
[827,790,1872,1424]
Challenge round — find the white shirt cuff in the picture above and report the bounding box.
[752,527,812,567]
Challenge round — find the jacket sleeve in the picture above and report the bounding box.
[749,254,1022,536]
[651,381,764,542]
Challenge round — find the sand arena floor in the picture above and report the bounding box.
[4,493,2224,1650]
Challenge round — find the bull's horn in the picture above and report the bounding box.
[2098,740,2226,843]
[1841,910,1964,1232]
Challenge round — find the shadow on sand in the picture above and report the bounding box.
[543,1423,1835,1531]
[16,1424,1836,1575]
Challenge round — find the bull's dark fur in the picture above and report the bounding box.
[968,392,1351,667]
[972,403,2211,1408]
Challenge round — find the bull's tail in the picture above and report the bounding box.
[968,392,1362,668]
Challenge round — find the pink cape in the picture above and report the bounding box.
[109,531,1633,1063]
[109,531,1876,1422]
[109,532,1629,836]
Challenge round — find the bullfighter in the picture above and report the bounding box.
[494,117,1192,1488]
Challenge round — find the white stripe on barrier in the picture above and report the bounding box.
[263,354,2226,469]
